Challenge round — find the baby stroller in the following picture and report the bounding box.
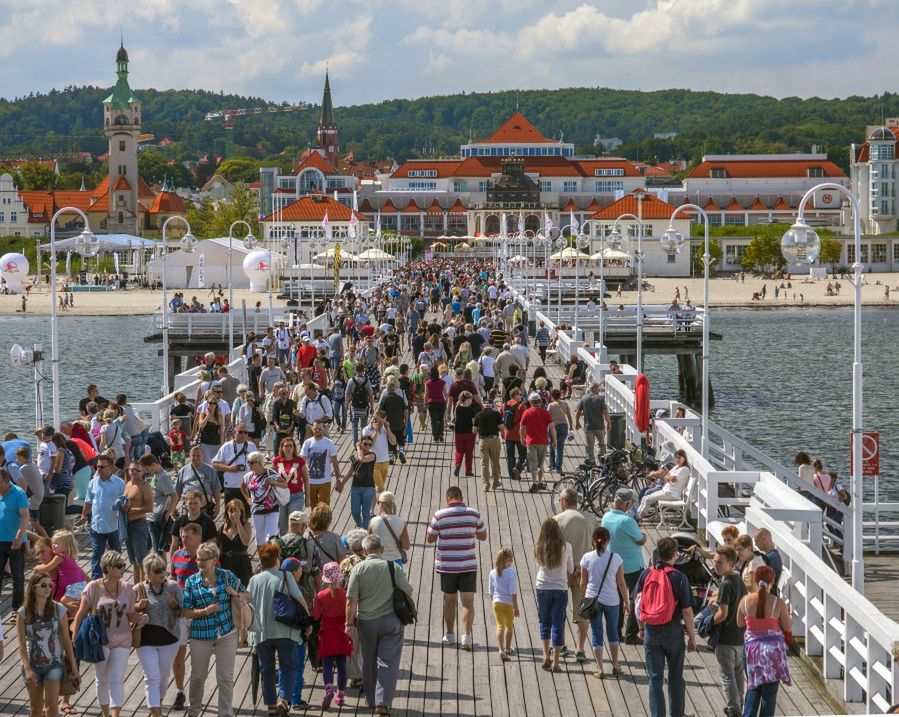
[651,533,719,611]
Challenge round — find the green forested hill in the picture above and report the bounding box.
[2,85,897,172]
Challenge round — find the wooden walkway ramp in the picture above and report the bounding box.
[0,346,843,717]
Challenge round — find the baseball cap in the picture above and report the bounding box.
[528,392,542,402]
[35,425,55,436]
[288,510,309,524]
[615,487,636,503]
[281,557,301,572]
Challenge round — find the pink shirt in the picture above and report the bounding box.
[82,580,136,649]
[55,554,88,602]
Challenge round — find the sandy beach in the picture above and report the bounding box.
[2,273,899,316]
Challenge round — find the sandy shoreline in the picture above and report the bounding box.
[2,274,899,316]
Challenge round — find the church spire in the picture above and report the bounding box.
[319,70,335,129]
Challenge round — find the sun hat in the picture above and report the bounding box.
[322,561,344,585]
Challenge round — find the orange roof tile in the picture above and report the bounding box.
[379,199,398,213]
[561,198,578,212]
[260,194,362,222]
[703,197,721,211]
[723,197,743,211]
[592,192,677,220]
[294,151,338,175]
[137,177,155,199]
[19,190,54,221]
[748,196,768,211]
[448,198,467,212]
[111,175,132,191]
[359,198,374,212]
[771,196,791,211]
[585,199,602,212]
[150,190,186,214]
[425,199,444,213]
[480,112,554,144]
[402,199,420,213]
[390,160,464,179]
[687,159,846,179]
[575,159,642,178]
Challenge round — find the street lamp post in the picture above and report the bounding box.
[228,220,256,358]
[609,213,645,373]
[575,219,603,339]
[663,204,710,459]
[782,182,864,591]
[49,208,99,426]
[554,234,566,322]
[160,216,197,394]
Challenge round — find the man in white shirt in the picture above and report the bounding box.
[274,321,292,367]
[299,384,333,440]
[300,419,340,507]
[211,422,257,507]
[510,337,529,374]
[362,413,396,496]
[35,425,57,480]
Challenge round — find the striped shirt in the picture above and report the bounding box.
[171,549,199,588]
[427,502,485,573]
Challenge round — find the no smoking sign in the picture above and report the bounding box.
[850,431,879,477]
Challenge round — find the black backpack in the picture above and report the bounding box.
[502,401,517,430]
[351,378,369,409]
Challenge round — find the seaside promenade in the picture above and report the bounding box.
[0,343,845,717]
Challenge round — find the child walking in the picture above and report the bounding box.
[168,419,187,466]
[488,548,519,661]
[312,562,354,709]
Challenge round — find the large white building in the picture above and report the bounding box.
[850,121,899,235]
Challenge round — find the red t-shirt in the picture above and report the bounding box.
[519,406,553,446]
[168,429,186,451]
[272,455,307,495]
[297,344,317,368]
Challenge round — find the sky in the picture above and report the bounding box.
[0,0,897,105]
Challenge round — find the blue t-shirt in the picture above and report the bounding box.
[764,549,784,588]
[0,483,28,541]
[632,563,693,627]
[85,475,127,535]
[2,438,30,461]
[601,509,646,574]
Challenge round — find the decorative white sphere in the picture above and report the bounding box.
[660,227,686,254]
[242,250,273,293]
[0,252,29,292]
[781,222,821,265]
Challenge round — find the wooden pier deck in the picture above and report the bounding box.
[0,346,844,717]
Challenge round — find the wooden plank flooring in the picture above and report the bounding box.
[0,341,842,716]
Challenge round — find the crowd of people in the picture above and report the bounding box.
[0,257,797,717]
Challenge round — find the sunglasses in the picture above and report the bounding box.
[36,582,54,589]
[361,442,373,447]
[111,563,126,570]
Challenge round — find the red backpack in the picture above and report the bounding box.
[637,565,677,626]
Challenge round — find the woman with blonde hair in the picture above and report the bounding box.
[368,491,410,566]
[99,409,126,469]
[71,551,144,717]
[182,541,248,717]
[533,517,573,672]
[194,389,225,464]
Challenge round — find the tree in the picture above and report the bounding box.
[17,162,57,190]
[139,151,193,188]
[741,234,786,274]
[218,157,260,184]
[186,182,259,238]
[690,239,723,276]
[818,236,842,274]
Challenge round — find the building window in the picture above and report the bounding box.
[710,168,726,178]
[872,243,887,263]
[883,200,890,215]
[708,214,722,226]
[724,214,745,225]
[9,211,15,223]
[807,167,824,177]
[847,244,870,263]
[595,180,624,193]
[725,244,747,265]
[408,170,437,178]
[539,180,551,192]
[894,242,899,263]
[667,252,677,263]
[871,144,896,161]
[594,168,624,176]
[563,180,578,193]
[407,181,437,191]
[452,180,465,193]
[119,141,126,151]
[478,181,487,192]
[0,212,4,223]
[326,178,345,189]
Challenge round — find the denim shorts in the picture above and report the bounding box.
[125,518,151,567]
[21,662,64,684]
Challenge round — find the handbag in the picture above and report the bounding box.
[579,551,615,621]
[388,561,416,625]
[273,570,313,630]
[132,583,146,649]
[381,516,408,564]
[59,663,81,697]
[75,582,109,664]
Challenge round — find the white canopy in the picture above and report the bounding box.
[508,255,530,264]
[40,233,158,253]
[550,247,590,261]
[314,248,357,261]
[293,263,323,269]
[356,247,395,261]
[590,249,631,262]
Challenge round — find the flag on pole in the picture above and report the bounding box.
[570,210,579,235]
[517,213,524,234]
[196,253,205,288]
[500,213,507,238]
[543,211,553,233]
[65,251,71,276]
[113,251,120,275]
[348,191,358,240]
[322,211,332,240]
[375,211,382,239]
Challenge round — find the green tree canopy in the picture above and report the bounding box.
[741,234,787,274]
[818,236,843,272]
[186,182,259,239]
[218,157,261,183]
[16,162,57,190]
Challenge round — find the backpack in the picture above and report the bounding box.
[502,400,518,430]
[350,378,370,409]
[637,565,677,626]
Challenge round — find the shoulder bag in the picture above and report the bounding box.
[75,581,109,663]
[131,583,146,648]
[387,561,417,625]
[265,468,291,506]
[273,570,313,630]
[578,551,615,621]
[381,516,408,564]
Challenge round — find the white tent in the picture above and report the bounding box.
[508,255,530,264]
[314,248,357,261]
[549,247,590,261]
[356,247,395,261]
[39,233,158,252]
[589,249,631,262]
[147,237,280,289]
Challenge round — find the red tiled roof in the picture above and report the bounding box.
[260,194,362,222]
[748,196,768,211]
[703,197,721,211]
[592,192,676,220]
[480,113,554,144]
[19,190,55,221]
[137,177,155,199]
[425,199,444,213]
[390,160,464,179]
[111,176,132,191]
[724,197,744,211]
[687,159,846,179]
[585,199,602,212]
[561,198,578,212]
[402,199,420,213]
[448,198,466,212]
[249,180,261,189]
[379,199,399,213]
[150,190,186,214]
[359,198,374,212]
[771,196,791,211]
[294,151,338,175]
